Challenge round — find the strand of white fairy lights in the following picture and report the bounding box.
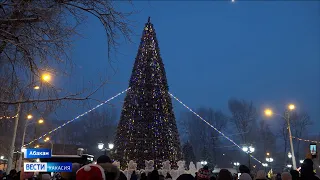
[0,114,18,120]
[168,92,262,164]
[24,88,131,147]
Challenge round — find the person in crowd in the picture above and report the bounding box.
[300,159,320,180]
[217,169,232,180]
[177,174,195,180]
[148,170,159,180]
[41,174,51,180]
[77,164,106,180]
[118,172,127,180]
[3,169,17,180]
[140,172,147,180]
[255,170,267,180]
[275,173,282,180]
[290,170,299,180]
[197,165,210,180]
[239,165,250,174]
[130,171,138,180]
[0,170,4,180]
[165,173,172,180]
[96,155,120,180]
[159,175,165,180]
[281,172,292,180]
[239,173,252,180]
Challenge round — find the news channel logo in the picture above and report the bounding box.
[24,162,72,172]
[24,148,52,159]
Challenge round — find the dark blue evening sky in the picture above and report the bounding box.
[56,1,320,134]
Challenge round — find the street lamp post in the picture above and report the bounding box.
[201,161,208,166]
[97,143,114,156]
[233,162,240,167]
[242,145,255,170]
[17,116,44,171]
[264,104,297,170]
[266,153,274,172]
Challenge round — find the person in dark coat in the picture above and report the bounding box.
[290,169,300,180]
[177,174,195,180]
[301,159,320,180]
[130,171,138,180]
[148,170,159,180]
[118,172,127,180]
[217,169,232,180]
[140,172,147,180]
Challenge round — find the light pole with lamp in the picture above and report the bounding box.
[17,115,44,171]
[262,163,268,172]
[44,137,54,152]
[7,73,51,173]
[264,104,297,170]
[98,143,114,155]
[233,162,240,168]
[242,145,255,170]
[266,153,274,171]
[200,160,208,166]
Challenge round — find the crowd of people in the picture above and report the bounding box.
[0,157,319,180]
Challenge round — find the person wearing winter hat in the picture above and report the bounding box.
[239,165,250,174]
[239,173,252,180]
[177,174,195,180]
[197,165,211,180]
[96,155,120,180]
[217,169,232,180]
[255,170,267,180]
[76,164,106,180]
[97,155,112,164]
[281,172,292,180]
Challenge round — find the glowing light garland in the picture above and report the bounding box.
[24,88,130,147]
[0,114,18,120]
[168,92,262,164]
[292,136,320,144]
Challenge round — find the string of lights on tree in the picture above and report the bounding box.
[23,88,130,147]
[292,136,320,144]
[168,92,263,165]
[113,17,182,168]
[0,114,18,120]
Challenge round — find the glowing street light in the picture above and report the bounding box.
[262,163,268,167]
[300,160,304,164]
[38,119,44,124]
[33,86,40,90]
[233,162,240,166]
[98,143,104,150]
[288,152,292,159]
[201,161,208,165]
[0,155,4,160]
[288,104,295,111]
[41,73,52,82]
[108,143,114,150]
[264,109,273,117]
[242,146,248,152]
[287,164,292,168]
[27,114,33,120]
[266,152,270,156]
[34,145,39,148]
[45,137,50,141]
[263,104,297,170]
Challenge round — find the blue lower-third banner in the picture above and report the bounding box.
[24,162,72,172]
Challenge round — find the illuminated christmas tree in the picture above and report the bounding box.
[114,17,182,168]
